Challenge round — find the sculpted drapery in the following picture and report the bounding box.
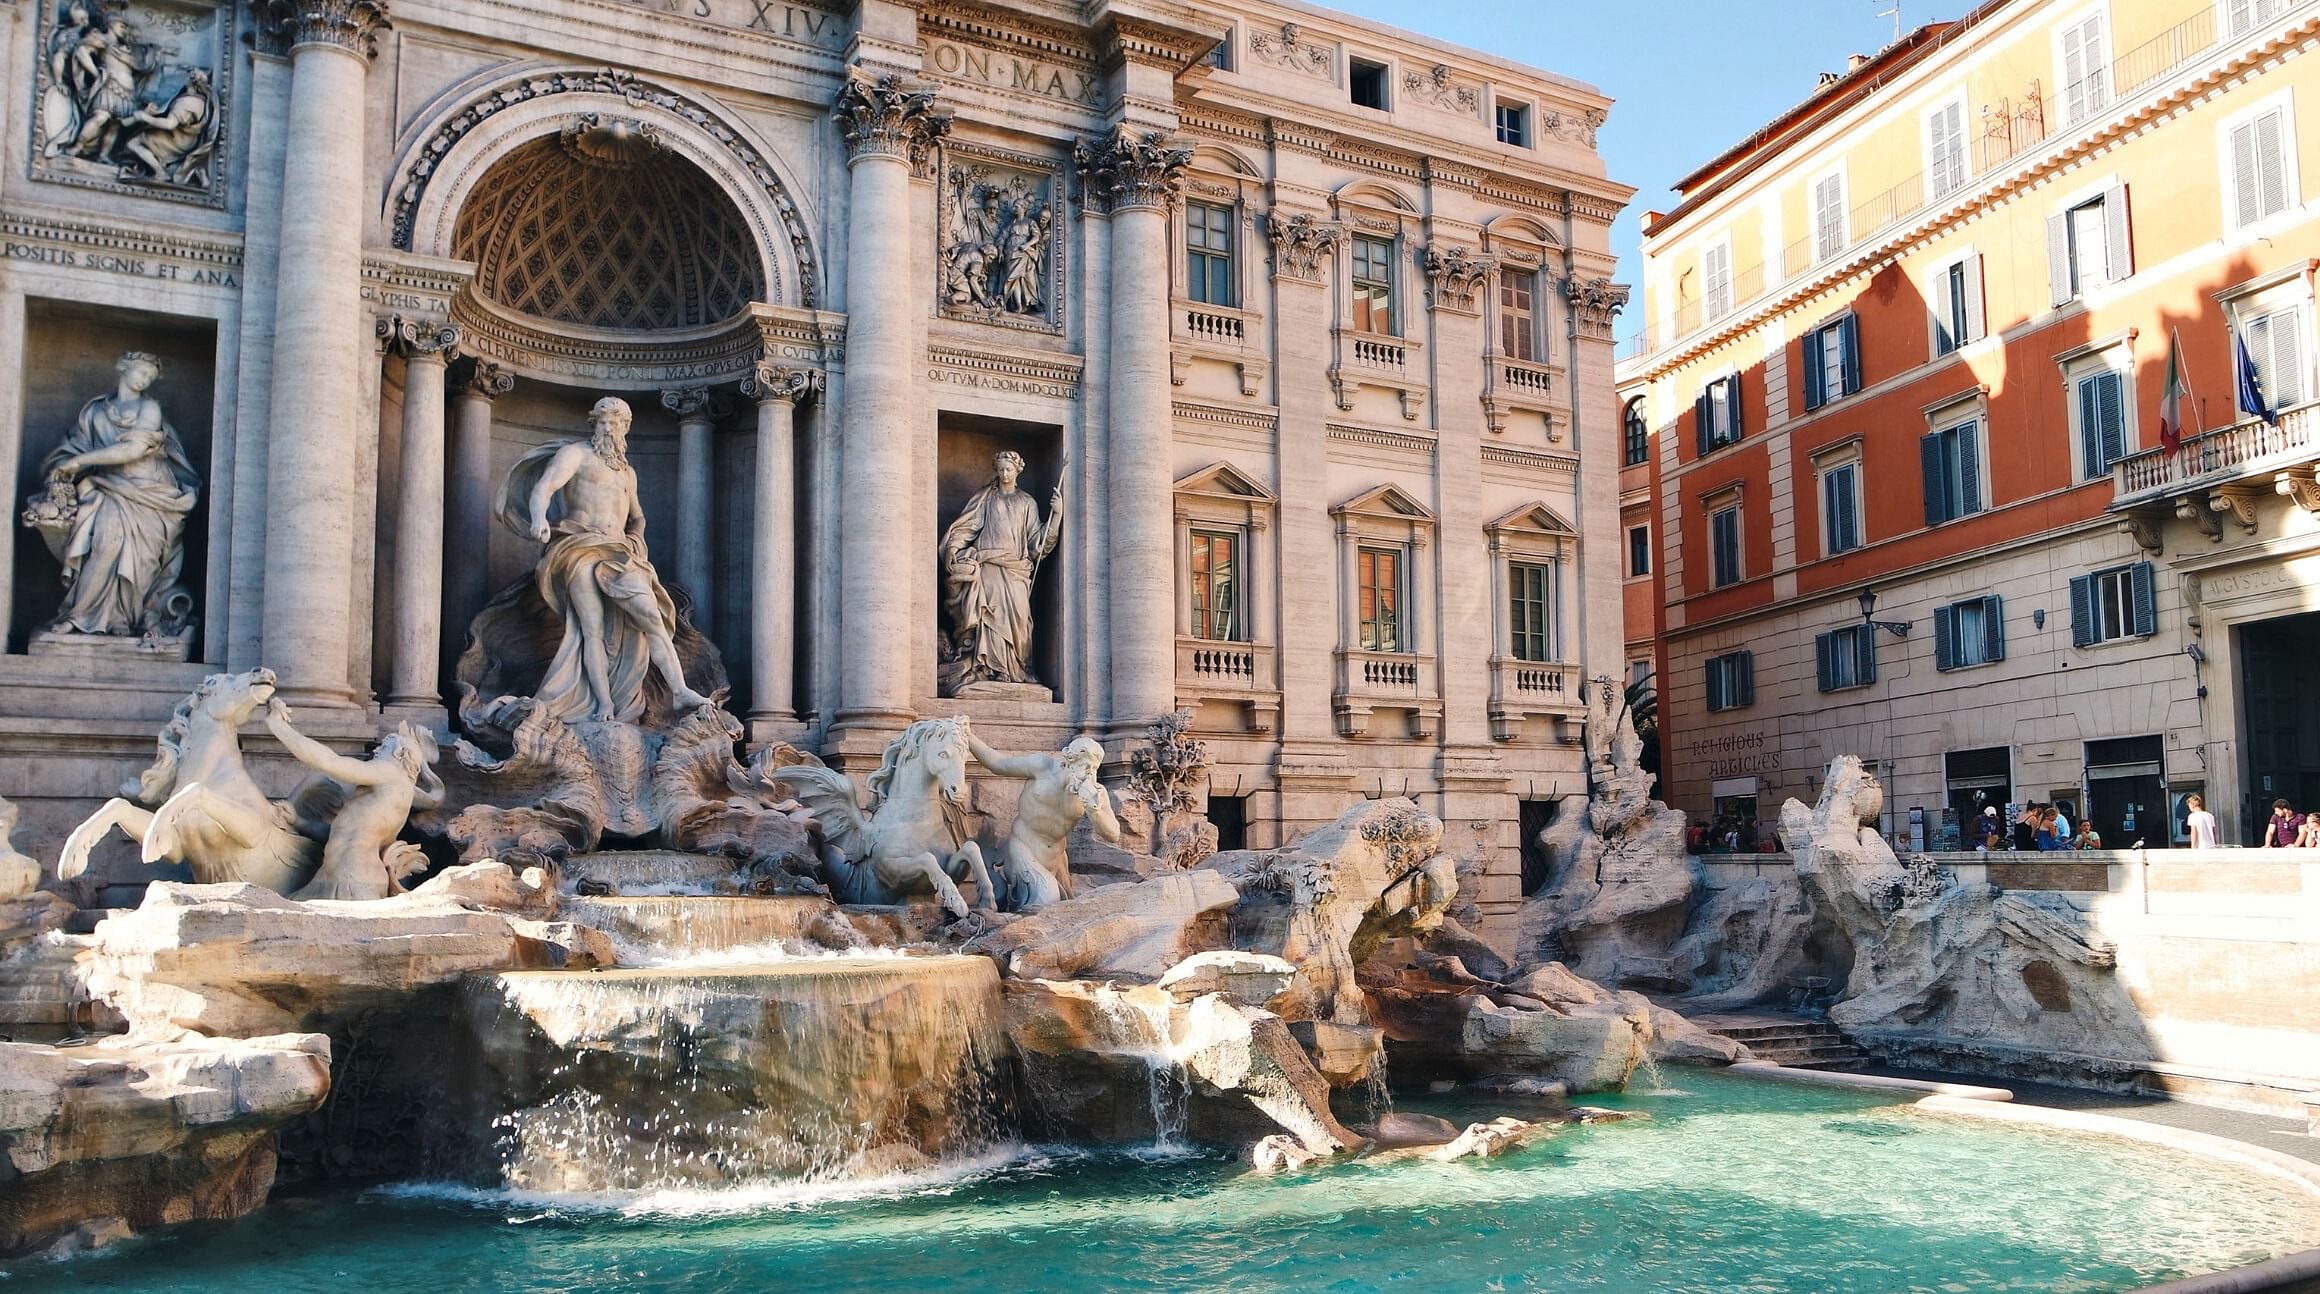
[939,451,1061,693]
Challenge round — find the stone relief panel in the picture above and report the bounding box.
[1401,65,1478,116]
[938,147,1061,334]
[31,0,229,206]
[1247,22,1334,80]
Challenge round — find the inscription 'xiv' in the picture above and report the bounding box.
[928,41,1102,106]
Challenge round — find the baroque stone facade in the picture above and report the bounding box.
[0,0,1630,942]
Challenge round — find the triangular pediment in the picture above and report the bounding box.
[1175,460,1276,502]
[1486,500,1577,536]
[1332,482,1435,522]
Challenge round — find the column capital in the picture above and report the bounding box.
[1074,125,1190,214]
[451,356,513,400]
[661,385,728,421]
[833,67,949,167]
[1421,244,1495,314]
[255,0,392,58]
[1555,274,1630,341]
[376,314,460,361]
[742,362,824,406]
[1264,211,1342,282]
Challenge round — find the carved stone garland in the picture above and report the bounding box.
[1265,212,1342,282]
[1402,65,1478,115]
[1421,245,1494,314]
[390,68,821,308]
[1074,126,1190,213]
[833,68,949,168]
[1247,22,1333,78]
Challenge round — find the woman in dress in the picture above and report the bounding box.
[27,352,200,637]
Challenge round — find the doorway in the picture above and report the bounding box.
[2086,735,2163,850]
[2241,611,2320,844]
[1944,746,2012,849]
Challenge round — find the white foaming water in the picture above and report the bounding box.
[615,940,913,970]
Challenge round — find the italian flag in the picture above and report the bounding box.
[2159,329,2187,457]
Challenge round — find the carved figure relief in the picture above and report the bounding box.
[939,450,1062,696]
[939,159,1058,330]
[1248,22,1334,78]
[32,0,227,203]
[1543,107,1607,148]
[1402,65,1478,115]
[21,351,201,653]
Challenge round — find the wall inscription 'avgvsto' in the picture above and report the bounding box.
[30,0,228,206]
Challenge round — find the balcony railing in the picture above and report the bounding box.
[1488,657,1582,741]
[1175,636,1279,733]
[2112,404,2317,506]
[1332,648,1441,738]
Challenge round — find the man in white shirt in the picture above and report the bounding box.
[2184,793,2220,850]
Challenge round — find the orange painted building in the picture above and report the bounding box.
[1618,0,2320,848]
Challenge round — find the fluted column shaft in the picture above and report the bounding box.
[256,1,389,703]
[743,364,821,725]
[381,316,457,708]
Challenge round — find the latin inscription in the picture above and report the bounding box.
[599,0,842,42]
[4,241,237,287]
[927,40,1102,106]
[927,365,1074,399]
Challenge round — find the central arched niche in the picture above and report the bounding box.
[452,122,763,332]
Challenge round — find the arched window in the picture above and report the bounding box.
[1623,397,1649,467]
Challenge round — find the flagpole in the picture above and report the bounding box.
[2173,326,2203,438]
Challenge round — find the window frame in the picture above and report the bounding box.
[1810,166,1849,264]
[1348,55,1391,111]
[1184,198,1238,308]
[2059,336,2136,482]
[2218,90,2299,235]
[1494,98,1532,148]
[1622,396,1649,467]
[1704,649,1755,712]
[1498,265,1542,362]
[1935,594,2007,671]
[1187,526,1247,643]
[1801,312,1861,410]
[2223,0,2290,39]
[1350,232,1399,336]
[1627,524,1652,578]
[1815,623,1879,692]
[1817,452,1863,558]
[1173,460,1276,653]
[1486,501,1577,670]
[2055,4,2111,128]
[1507,559,1557,663]
[1707,493,1744,589]
[1919,392,1988,527]
[2223,269,2316,418]
[1702,235,1734,321]
[2071,561,2156,647]
[1694,372,1744,456]
[1930,249,1986,356]
[1356,543,1407,653]
[1924,90,1971,200]
[2047,181,2132,306]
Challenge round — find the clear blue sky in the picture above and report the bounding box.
[1315,0,1970,344]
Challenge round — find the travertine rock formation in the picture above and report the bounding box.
[962,870,1238,981]
[0,1032,330,1258]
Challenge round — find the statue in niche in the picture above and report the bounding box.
[968,732,1118,911]
[941,165,1051,320]
[37,2,218,192]
[21,350,200,650]
[487,396,714,725]
[939,450,1061,695]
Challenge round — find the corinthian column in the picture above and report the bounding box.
[1078,126,1190,730]
[740,362,822,730]
[445,357,510,673]
[832,69,946,733]
[661,386,724,632]
[255,0,391,705]
[379,315,459,710]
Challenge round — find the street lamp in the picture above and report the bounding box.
[1857,587,1913,637]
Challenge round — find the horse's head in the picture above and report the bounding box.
[190,668,277,726]
[911,716,974,806]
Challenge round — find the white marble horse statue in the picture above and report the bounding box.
[772,716,997,917]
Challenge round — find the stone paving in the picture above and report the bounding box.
[1861,1065,2320,1167]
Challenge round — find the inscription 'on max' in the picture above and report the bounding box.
[927,41,1102,106]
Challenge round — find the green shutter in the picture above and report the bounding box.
[1934,604,1957,671]
[1815,630,1837,692]
[1802,333,1825,411]
[1920,433,1948,526]
[1983,594,2006,662]
[2130,562,2157,637]
[1839,315,1862,394]
[2070,573,2097,646]
[1856,625,1878,685]
[1736,650,1755,706]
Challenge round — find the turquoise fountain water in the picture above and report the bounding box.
[22,1069,2320,1293]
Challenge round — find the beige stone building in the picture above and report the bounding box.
[0,0,1631,937]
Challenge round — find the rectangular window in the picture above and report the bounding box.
[2227,105,2292,230]
[2068,199,2108,293]
[1927,98,1968,198]
[1919,418,1984,526]
[1703,241,1733,320]
[2047,187,2131,305]
[1802,315,1860,410]
[2228,0,2289,37]
[2239,303,2309,412]
[1705,650,1754,712]
[2060,10,2109,125]
[1813,172,1847,262]
[1624,401,1649,466]
[1509,561,1554,662]
[1710,504,1743,588]
[1350,58,1389,110]
[1628,525,1652,577]
[1821,461,1862,556]
[1357,545,1405,652]
[1933,255,1984,355]
[1694,374,1743,454]
[1815,624,1878,692]
[1495,101,1530,147]
[1188,528,1244,642]
[2071,562,2156,646]
[1352,234,1396,335]
[2074,366,2128,479]
[1185,201,1236,307]
[1935,595,2006,671]
[1500,270,1538,361]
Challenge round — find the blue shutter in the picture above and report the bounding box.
[2096,372,2125,473]
[2077,377,2102,480]
[2130,562,2157,636]
[1983,594,2006,662]
[1934,604,1957,671]
[1737,650,1755,706]
[1815,631,1836,692]
[1840,315,1862,395]
[1802,333,1826,411]
[1920,433,1947,526]
[1705,659,1723,711]
[1695,388,1712,457]
[1723,374,1744,441]
[1956,422,1982,515]
[1856,626,1877,685]
[2070,573,2097,647]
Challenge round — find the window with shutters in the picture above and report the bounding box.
[2070,562,2156,646]
[1351,234,1396,335]
[1623,397,1649,466]
[1815,624,1877,692]
[2048,187,2131,305]
[1931,252,1985,355]
[2068,359,2132,480]
[1188,528,1245,642]
[1820,460,1862,556]
[1703,239,1733,321]
[1920,417,1984,526]
[1709,502,1743,588]
[1705,650,1754,712]
[1802,314,1860,409]
[1186,201,1236,307]
[1935,595,2006,671]
[2057,9,2109,126]
[1357,545,1406,652]
[1628,524,1652,578]
[1812,171,1847,262]
[1500,269,1540,361]
[1925,95,1969,199]
[2226,0,2288,39]
[2237,302,2309,413]
[2223,99,2295,232]
[1695,373,1743,455]
[1509,561,1555,662]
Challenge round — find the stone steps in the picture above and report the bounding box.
[1701,1017,1868,1070]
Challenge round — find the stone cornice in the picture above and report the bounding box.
[920,1,1094,64]
[360,251,472,320]
[1326,422,1435,458]
[927,341,1083,390]
[0,205,243,269]
[1481,443,1580,479]
[1172,399,1276,431]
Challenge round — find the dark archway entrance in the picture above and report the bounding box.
[2241,610,2320,844]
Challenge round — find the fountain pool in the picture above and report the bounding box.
[22,1069,2320,1293]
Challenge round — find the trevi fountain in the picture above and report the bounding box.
[1,0,2319,1290]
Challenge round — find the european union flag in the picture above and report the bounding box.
[2237,333,2279,426]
